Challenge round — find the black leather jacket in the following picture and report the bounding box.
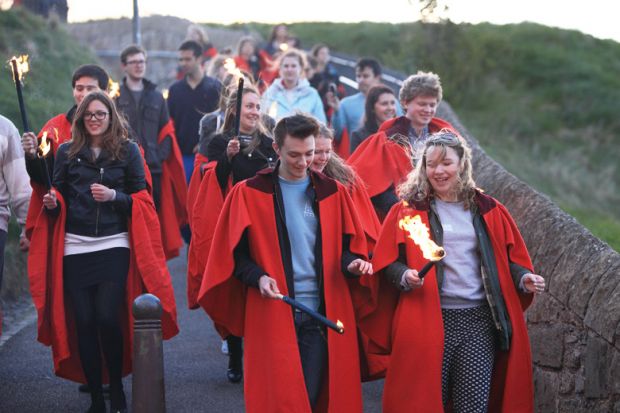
[51,140,146,237]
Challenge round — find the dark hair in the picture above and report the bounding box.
[269,24,288,43]
[306,55,318,70]
[363,85,396,133]
[179,40,203,58]
[70,91,129,160]
[236,36,256,56]
[310,43,329,58]
[120,44,147,64]
[356,58,382,77]
[273,114,319,147]
[71,64,109,90]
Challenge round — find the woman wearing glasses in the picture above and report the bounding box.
[34,91,177,413]
[370,131,545,413]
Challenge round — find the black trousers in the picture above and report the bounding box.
[294,311,328,408]
[63,247,130,393]
[151,172,162,211]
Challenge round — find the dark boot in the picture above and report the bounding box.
[109,380,127,413]
[226,335,243,383]
[86,390,106,413]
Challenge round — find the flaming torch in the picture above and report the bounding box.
[38,132,53,189]
[275,294,345,334]
[8,55,31,132]
[108,78,120,99]
[399,214,446,279]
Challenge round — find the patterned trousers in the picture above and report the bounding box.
[441,305,497,413]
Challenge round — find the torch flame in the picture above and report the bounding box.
[9,55,29,82]
[268,101,278,119]
[223,58,242,78]
[336,320,344,334]
[162,89,169,100]
[107,79,120,98]
[39,132,51,157]
[399,215,445,261]
[279,43,289,52]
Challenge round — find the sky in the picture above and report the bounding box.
[63,0,620,43]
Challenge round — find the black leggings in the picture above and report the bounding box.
[64,248,129,392]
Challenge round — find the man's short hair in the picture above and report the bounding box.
[179,40,203,58]
[399,71,443,104]
[120,44,147,64]
[72,64,109,90]
[273,114,320,147]
[356,57,382,77]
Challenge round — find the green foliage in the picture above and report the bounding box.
[0,8,97,131]
[279,21,619,250]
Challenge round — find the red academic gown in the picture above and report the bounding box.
[198,169,372,413]
[333,128,351,160]
[156,120,187,259]
[27,190,178,383]
[186,152,209,226]
[369,194,535,413]
[343,175,386,381]
[347,116,454,202]
[186,162,226,309]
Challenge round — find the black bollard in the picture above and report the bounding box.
[132,293,166,413]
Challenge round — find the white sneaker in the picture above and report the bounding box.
[221,340,229,355]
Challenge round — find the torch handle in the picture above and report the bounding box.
[280,295,344,334]
[11,59,30,132]
[417,260,436,279]
[233,77,244,137]
[40,156,52,190]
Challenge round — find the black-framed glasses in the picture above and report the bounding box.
[84,111,109,121]
[126,59,146,66]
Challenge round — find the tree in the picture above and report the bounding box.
[411,0,450,23]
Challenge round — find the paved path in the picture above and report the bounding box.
[0,247,384,412]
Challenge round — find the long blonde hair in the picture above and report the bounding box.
[70,91,129,160]
[318,125,356,188]
[221,84,270,154]
[398,129,476,209]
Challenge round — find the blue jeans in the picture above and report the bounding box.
[182,154,194,184]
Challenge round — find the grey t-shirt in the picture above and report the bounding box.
[435,199,486,308]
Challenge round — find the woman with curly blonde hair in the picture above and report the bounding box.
[370,130,545,412]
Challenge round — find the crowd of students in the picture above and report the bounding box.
[0,22,547,413]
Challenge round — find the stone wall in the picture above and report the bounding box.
[438,103,620,412]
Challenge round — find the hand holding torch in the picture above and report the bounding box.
[399,214,447,279]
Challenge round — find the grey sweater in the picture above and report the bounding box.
[0,115,31,233]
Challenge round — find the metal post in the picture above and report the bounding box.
[132,0,141,45]
[132,294,166,413]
